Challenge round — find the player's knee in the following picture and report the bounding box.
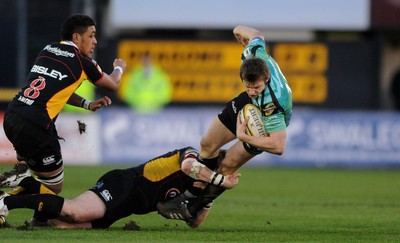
[199,137,210,151]
[200,139,219,158]
[63,204,86,223]
[218,162,238,175]
[67,210,82,222]
[36,169,64,194]
[48,183,63,194]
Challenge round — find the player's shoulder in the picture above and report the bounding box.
[40,41,76,58]
[250,37,265,45]
[243,38,268,60]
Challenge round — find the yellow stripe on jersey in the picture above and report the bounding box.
[47,73,86,120]
[143,152,181,182]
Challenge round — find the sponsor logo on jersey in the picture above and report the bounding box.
[42,155,56,165]
[92,181,104,190]
[100,189,113,201]
[244,48,250,57]
[38,202,44,212]
[165,188,180,200]
[263,102,276,116]
[44,45,75,57]
[56,158,63,165]
[17,96,34,105]
[232,100,237,114]
[31,65,68,81]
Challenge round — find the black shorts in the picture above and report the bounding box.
[218,92,250,135]
[217,92,263,155]
[89,169,144,229]
[3,110,63,172]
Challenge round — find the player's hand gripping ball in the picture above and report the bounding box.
[239,104,268,137]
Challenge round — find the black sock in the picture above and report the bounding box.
[16,177,56,195]
[4,194,64,219]
[198,156,219,171]
[187,184,225,216]
[186,184,203,197]
[33,211,48,222]
[18,177,41,194]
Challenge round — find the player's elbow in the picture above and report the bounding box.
[265,143,286,155]
[103,81,119,91]
[95,75,120,91]
[272,147,285,156]
[268,131,286,155]
[180,160,192,175]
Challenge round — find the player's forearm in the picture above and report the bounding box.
[181,159,222,185]
[95,59,126,91]
[241,130,287,155]
[233,25,264,42]
[67,93,95,111]
[181,159,239,189]
[67,93,86,107]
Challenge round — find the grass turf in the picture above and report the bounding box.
[0,165,399,242]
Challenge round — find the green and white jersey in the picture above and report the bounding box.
[242,37,293,132]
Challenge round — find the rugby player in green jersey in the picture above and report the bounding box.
[157,25,293,222]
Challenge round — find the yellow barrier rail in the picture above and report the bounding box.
[0,88,18,102]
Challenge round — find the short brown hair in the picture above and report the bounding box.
[239,57,270,83]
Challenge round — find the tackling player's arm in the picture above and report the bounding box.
[180,150,240,189]
[237,115,287,155]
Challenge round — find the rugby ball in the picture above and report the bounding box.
[239,104,267,137]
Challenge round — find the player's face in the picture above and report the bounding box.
[75,26,97,56]
[243,78,267,98]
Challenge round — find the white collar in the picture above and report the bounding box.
[60,40,79,49]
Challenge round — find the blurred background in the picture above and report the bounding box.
[0,0,399,168]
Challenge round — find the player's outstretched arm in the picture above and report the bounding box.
[233,25,264,46]
[67,93,112,111]
[95,58,127,91]
[88,96,112,111]
[181,153,240,189]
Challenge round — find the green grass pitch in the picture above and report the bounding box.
[0,165,399,242]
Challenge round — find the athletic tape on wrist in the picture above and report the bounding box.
[210,172,225,186]
[80,99,86,108]
[82,99,92,110]
[114,66,123,74]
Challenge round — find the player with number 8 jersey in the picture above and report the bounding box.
[10,41,105,128]
[1,14,126,227]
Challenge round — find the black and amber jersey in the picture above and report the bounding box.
[89,147,219,225]
[132,147,218,206]
[8,41,103,129]
[129,147,197,209]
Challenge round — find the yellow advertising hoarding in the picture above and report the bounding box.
[118,40,328,103]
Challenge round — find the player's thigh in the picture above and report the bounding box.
[50,219,92,229]
[219,141,255,174]
[62,191,106,222]
[200,117,236,155]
